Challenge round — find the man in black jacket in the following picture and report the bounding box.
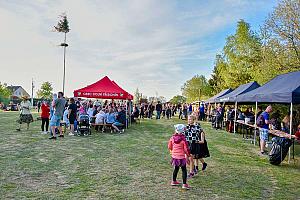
[156,101,162,119]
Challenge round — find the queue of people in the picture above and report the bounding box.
[133,101,178,120]
[131,102,205,121]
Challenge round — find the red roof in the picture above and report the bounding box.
[74,76,133,100]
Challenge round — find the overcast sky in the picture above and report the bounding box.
[0,0,277,99]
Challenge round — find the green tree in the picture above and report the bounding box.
[222,19,262,89]
[0,83,11,98]
[133,88,141,104]
[208,54,229,94]
[265,0,300,65]
[169,95,186,105]
[254,0,300,84]
[54,13,70,34]
[36,82,53,99]
[181,75,212,103]
[0,83,12,105]
[207,1,300,98]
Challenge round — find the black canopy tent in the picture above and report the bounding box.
[217,81,261,103]
[205,88,233,103]
[236,71,300,104]
[213,81,260,134]
[236,70,300,163]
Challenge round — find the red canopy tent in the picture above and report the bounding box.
[73,76,133,100]
[112,80,134,100]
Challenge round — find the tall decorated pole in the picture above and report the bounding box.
[31,78,34,106]
[54,13,70,95]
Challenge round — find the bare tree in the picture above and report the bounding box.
[265,0,300,65]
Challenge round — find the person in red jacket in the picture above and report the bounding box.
[168,124,191,190]
[295,123,300,142]
[41,101,50,134]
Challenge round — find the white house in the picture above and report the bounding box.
[7,86,30,98]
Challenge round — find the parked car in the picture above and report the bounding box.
[6,103,19,111]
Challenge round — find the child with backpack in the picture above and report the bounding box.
[168,124,191,190]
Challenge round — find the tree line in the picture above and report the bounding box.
[179,0,299,103]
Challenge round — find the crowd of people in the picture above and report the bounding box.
[11,94,300,190]
[213,103,300,155]
[131,102,206,121]
[16,92,133,139]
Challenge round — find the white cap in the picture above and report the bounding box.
[174,124,186,134]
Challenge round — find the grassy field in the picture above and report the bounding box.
[0,111,299,199]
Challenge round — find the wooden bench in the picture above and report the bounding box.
[90,123,112,132]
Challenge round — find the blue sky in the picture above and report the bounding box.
[0,0,278,99]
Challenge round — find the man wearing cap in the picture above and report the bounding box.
[16,96,33,131]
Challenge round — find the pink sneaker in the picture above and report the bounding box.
[182,184,191,190]
[171,181,180,186]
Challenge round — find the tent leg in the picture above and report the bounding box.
[288,102,293,164]
[125,100,128,129]
[222,102,225,129]
[233,101,237,134]
[254,101,258,146]
[129,100,132,126]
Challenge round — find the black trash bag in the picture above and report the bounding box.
[269,137,292,165]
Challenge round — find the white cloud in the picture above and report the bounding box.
[0,0,276,99]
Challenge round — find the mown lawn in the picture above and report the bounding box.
[0,111,299,199]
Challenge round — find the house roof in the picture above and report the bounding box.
[7,86,30,97]
[7,86,22,92]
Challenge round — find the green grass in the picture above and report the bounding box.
[0,111,299,199]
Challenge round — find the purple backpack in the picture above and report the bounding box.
[256,113,265,128]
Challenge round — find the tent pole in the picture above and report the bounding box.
[223,102,226,128]
[234,101,237,134]
[254,101,258,146]
[129,100,132,126]
[288,102,293,164]
[125,100,128,129]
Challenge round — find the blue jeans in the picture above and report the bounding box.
[156,111,161,119]
[50,115,61,127]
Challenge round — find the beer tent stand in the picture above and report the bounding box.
[74,76,133,128]
[215,81,261,134]
[236,70,300,163]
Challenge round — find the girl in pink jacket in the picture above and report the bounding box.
[168,124,191,190]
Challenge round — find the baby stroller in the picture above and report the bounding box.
[78,115,91,136]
